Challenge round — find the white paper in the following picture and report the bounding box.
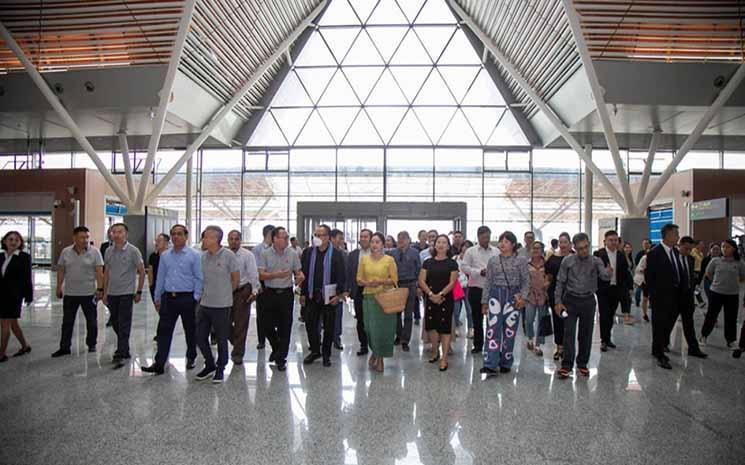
[324,284,337,305]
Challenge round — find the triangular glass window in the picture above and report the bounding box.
[414,68,456,105]
[397,0,426,23]
[343,30,384,65]
[294,67,335,104]
[318,69,360,106]
[319,27,359,63]
[440,108,479,145]
[390,108,430,145]
[248,112,288,146]
[414,26,456,63]
[414,0,456,24]
[350,0,378,24]
[439,65,480,103]
[462,107,505,145]
[367,0,408,25]
[271,71,313,107]
[295,110,335,146]
[390,28,432,65]
[366,68,408,105]
[488,109,530,146]
[343,109,383,145]
[414,106,456,145]
[318,106,359,144]
[462,68,506,106]
[367,107,408,144]
[439,28,482,65]
[343,66,384,103]
[390,66,431,103]
[367,26,409,63]
[319,0,360,26]
[272,108,313,145]
[295,31,336,66]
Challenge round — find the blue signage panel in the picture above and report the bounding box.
[648,207,673,244]
[105,203,128,216]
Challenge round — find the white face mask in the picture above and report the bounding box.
[312,236,323,248]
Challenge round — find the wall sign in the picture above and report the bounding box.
[690,198,728,221]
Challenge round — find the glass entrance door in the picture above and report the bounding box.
[302,216,377,251]
[0,214,53,265]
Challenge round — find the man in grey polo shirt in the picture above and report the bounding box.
[53,226,104,357]
[252,224,274,350]
[258,226,304,371]
[195,225,240,384]
[103,223,145,366]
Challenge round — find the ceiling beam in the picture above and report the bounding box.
[635,129,661,209]
[118,130,136,200]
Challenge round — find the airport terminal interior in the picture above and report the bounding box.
[0,1,744,464]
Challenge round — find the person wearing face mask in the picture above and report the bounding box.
[479,231,529,376]
[346,229,373,356]
[0,231,33,363]
[300,225,346,367]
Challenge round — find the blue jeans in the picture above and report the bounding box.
[524,303,547,344]
[634,286,643,306]
[483,286,520,370]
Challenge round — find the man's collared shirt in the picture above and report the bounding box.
[58,245,103,296]
[153,246,204,302]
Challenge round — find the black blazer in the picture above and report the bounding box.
[645,244,690,299]
[300,246,346,300]
[594,248,630,291]
[0,250,33,303]
[346,249,363,297]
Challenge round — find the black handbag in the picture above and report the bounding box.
[538,313,554,337]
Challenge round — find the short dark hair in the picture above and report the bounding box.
[418,229,427,236]
[550,238,559,248]
[680,236,696,246]
[157,233,170,242]
[228,230,242,240]
[73,226,89,235]
[461,240,473,252]
[453,230,463,237]
[723,239,741,261]
[360,228,373,238]
[660,223,679,239]
[271,226,287,240]
[524,230,535,238]
[642,238,651,243]
[170,224,189,236]
[202,225,224,243]
[316,224,331,237]
[604,230,618,238]
[397,230,410,240]
[572,232,590,246]
[477,226,491,237]
[371,232,386,244]
[427,229,438,235]
[262,224,276,237]
[111,222,128,232]
[330,228,344,240]
[1,231,24,251]
[290,236,297,242]
[559,232,571,241]
[499,231,518,246]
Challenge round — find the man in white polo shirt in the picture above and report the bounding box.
[53,226,104,357]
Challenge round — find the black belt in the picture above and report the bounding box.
[265,287,293,294]
[399,279,417,285]
[566,292,594,300]
[165,291,193,298]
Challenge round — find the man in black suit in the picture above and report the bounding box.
[594,230,629,351]
[672,236,708,359]
[645,223,695,369]
[346,229,372,356]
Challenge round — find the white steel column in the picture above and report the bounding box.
[118,131,136,200]
[635,130,661,209]
[134,0,199,211]
[639,64,745,212]
[145,0,328,205]
[0,22,131,205]
[583,145,593,243]
[561,0,636,214]
[185,155,193,242]
[447,0,626,210]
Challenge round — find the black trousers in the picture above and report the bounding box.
[651,291,679,357]
[596,285,621,344]
[701,290,740,343]
[263,288,294,363]
[549,295,564,346]
[60,295,98,350]
[306,299,336,359]
[108,294,134,357]
[468,287,484,351]
[668,290,701,352]
[153,293,197,368]
[256,291,267,345]
[561,294,596,369]
[196,305,231,369]
[353,289,368,350]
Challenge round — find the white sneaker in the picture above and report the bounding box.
[698,336,707,347]
[467,329,474,339]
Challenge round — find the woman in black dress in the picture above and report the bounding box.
[418,234,459,371]
[0,231,33,362]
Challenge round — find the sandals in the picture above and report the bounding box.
[527,341,535,351]
[439,360,448,372]
[428,353,440,364]
[12,346,31,357]
[534,347,543,356]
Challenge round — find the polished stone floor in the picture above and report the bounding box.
[1,270,744,465]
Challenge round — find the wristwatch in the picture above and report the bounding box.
[96,288,104,292]
[136,290,143,295]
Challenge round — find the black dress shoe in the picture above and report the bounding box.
[276,361,287,371]
[256,343,265,350]
[600,343,608,352]
[499,367,511,374]
[141,364,165,375]
[393,337,401,346]
[356,348,369,356]
[52,349,71,358]
[663,346,670,353]
[322,358,331,367]
[0,355,8,363]
[606,342,617,349]
[479,367,498,376]
[304,353,321,365]
[269,352,276,362]
[333,341,344,350]
[88,346,96,353]
[471,348,482,354]
[733,349,743,359]
[186,359,196,370]
[401,343,410,352]
[12,346,31,357]
[657,357,672,369]
[688,350,708,359]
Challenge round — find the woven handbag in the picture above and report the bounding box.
[375,285,409,314]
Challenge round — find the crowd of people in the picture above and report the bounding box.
[0,222,743,382]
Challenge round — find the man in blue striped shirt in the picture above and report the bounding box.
[142,224,203,375]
